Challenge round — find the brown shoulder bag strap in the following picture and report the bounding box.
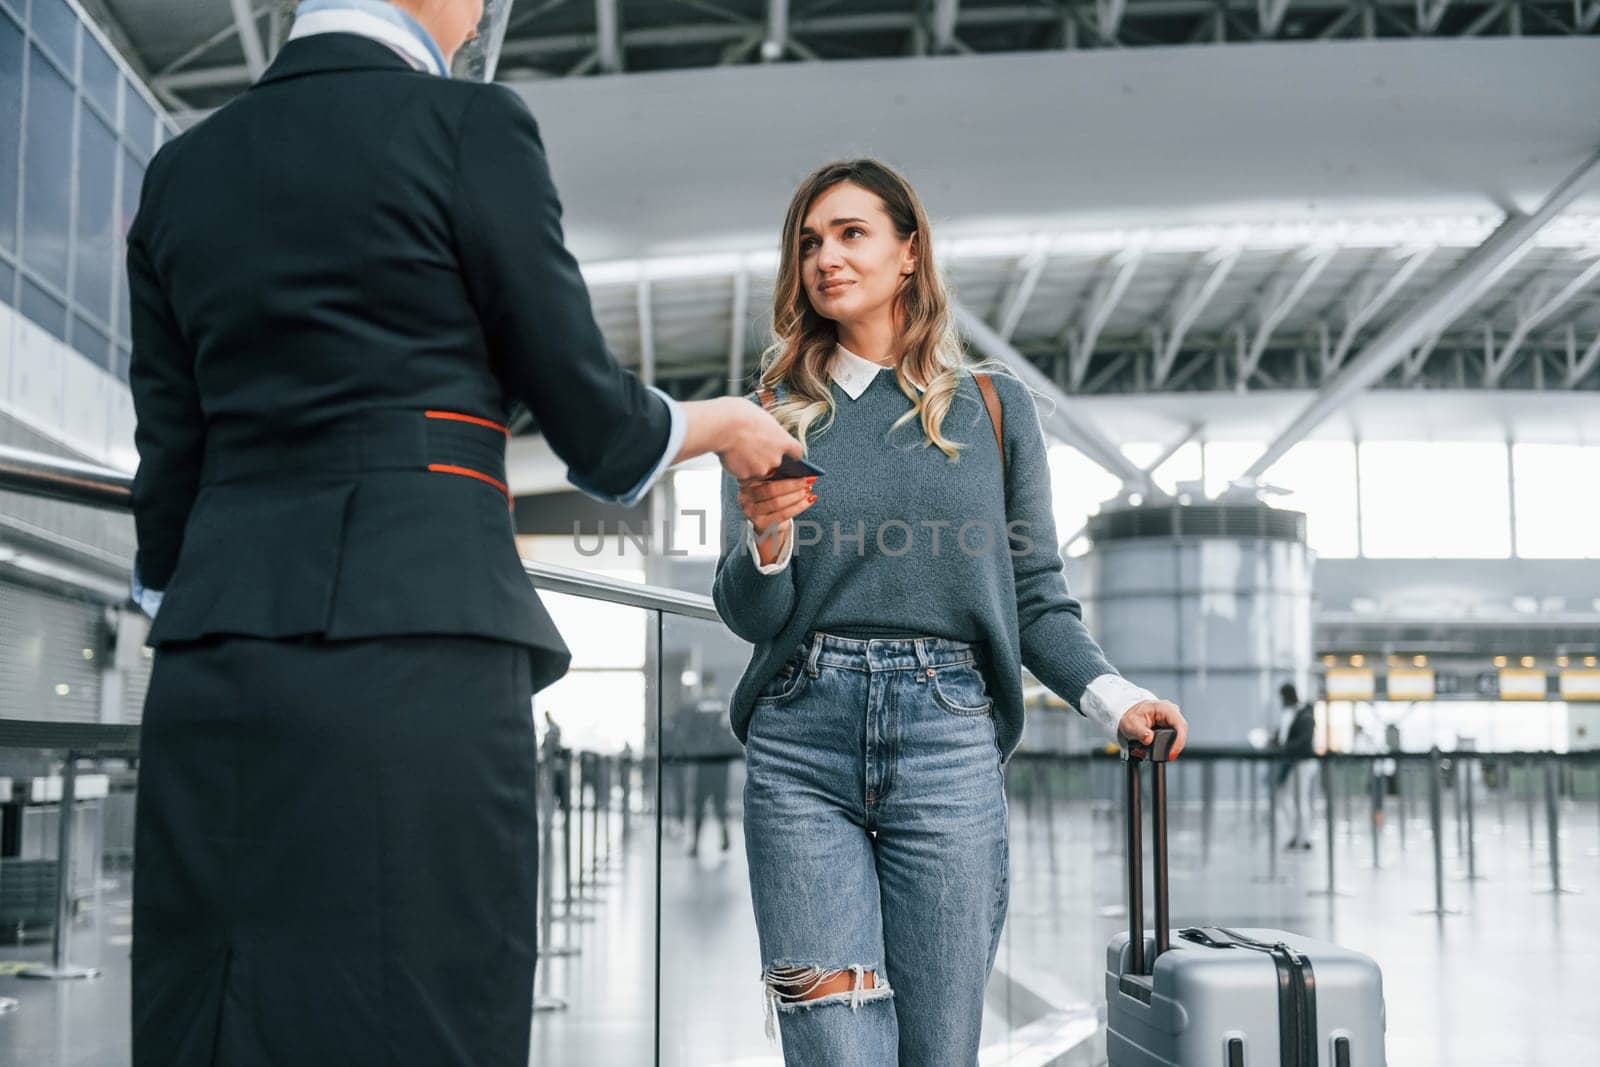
[974,373,1005,481]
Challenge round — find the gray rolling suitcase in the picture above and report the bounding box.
[1105,730,1387,1066]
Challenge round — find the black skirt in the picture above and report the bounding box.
[132,634,539,1066]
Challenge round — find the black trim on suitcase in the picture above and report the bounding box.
[1123,735,1335,1067]
[1178,927,1322,1067]
[1122,729,1177,978]
[1115,733,1174,1004]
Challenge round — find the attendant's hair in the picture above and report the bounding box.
[756,159,1010,459]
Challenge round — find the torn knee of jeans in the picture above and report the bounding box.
[760,963,893,1039]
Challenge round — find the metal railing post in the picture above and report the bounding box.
[1537,759,1581,895]
[1396,758,1409,849]
[595,755,604,870]
[536,753,578,975]
[1370,758,1382,870]
[1341,759,1354,831]
[19,754,101,980]
[1496,756,1508,833]
[575,753,588,897]
[1593,763,1600,859]
[1417,748,1462,916]
[561,752,594,921]
[1234,759,1243,834]
[1250,756,1261,839]
[587,753,609,885]
[1526,757,1537,850]
[1256,759,1284,884]
[1311,757,1347,898]
[1462,755,1481,882]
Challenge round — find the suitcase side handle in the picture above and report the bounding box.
[1123,728,1178,976]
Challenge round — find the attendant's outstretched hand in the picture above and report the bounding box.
[1117,700,1188,760]
[714,399,804,482]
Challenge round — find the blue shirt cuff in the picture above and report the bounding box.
[565,386,685,507]
[130,566,164,620]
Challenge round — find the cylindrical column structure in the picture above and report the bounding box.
[1085,501,1314,798]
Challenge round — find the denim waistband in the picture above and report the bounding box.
[789,629,985,674]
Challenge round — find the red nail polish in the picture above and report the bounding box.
[807,494,816,503]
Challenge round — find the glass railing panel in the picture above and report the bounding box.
[989,722,1113,1066]
[526,591,660,1067]
[655,614,766,1066]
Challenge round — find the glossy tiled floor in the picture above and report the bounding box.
[3,771,1598,1065]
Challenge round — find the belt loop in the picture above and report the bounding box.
[913,639,931,672]
[805,636,824,677]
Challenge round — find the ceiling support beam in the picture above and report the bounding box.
[1486,253,1600,384]
[636,278,655,385]
[1237,246,1337,382]
[1321,245,1433,375]
[228,0,269,80]
[931,0,962,52]
[993,242,1050,342]
[1461,1,1509,35]
[596,0,623,73]
[1417,0,1456,33]
[727,269,749,396]
[1318,5,1363,37]
[1258,0,1292,36]
[953,304,1151,491]
[1152,246,1239,385]
[1143,421,1204,478]
[507,0,578,36]
[1400,330,1443,384]
[763,0,790,61]
[1241,147,1600,483]
[155,1,272,78]
[1565,323,1600,386]
[1065,248,1142,390]
[77,0,160,86]
[164,1,1599,91]
[1096,0,1128,41]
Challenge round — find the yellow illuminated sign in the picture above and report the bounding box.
[1559,670,1600,702]
[1385,669,1435,701]
[1326,668,1375,701]
[1499,669,1548,701]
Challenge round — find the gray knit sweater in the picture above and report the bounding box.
[712,365,1122,759]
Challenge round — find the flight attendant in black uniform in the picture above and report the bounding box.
[124,1,799,1063]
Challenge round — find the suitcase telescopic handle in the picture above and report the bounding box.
[1124,727,1178,977]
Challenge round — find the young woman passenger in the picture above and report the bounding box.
[711,159,1188,1065]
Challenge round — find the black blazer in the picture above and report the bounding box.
[1283,703,1316,759]
[127,34,671,692]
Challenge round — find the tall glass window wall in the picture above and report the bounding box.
[0,0,176,383]
[969,439,1597,562]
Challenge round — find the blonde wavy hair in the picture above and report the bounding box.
[753,159,1010,462]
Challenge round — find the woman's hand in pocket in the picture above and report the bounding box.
[737,475,817,566]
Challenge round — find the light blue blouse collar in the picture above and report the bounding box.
[292,0,451,78]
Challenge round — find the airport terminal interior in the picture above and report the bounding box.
[2,1,1600,1063]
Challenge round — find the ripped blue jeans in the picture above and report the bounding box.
[743,631,1010,1066]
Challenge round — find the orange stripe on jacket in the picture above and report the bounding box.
[424,410,510,436]
[427,464,512,507]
